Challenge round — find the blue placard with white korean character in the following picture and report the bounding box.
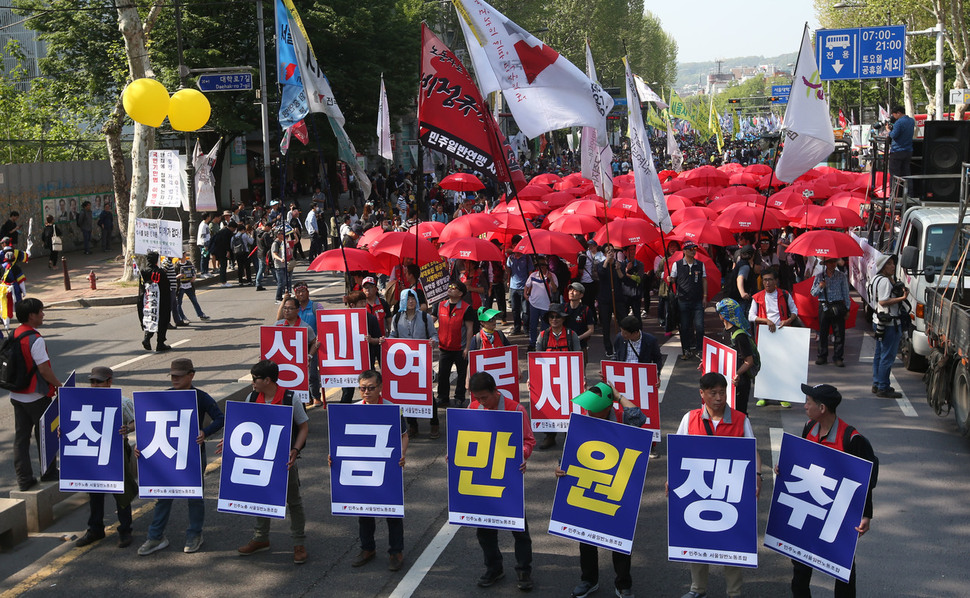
[764,433,873,583]
[328,403,405,518]
[59,387,125,493]
[134,391,202,499]
[447,408,525,531]
[217,401,293,519]
[667,434,759,567]
[549,413,652,554]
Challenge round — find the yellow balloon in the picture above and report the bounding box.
[122,78,170,127]
[168,89,211,132]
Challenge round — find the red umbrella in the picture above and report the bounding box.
[491,199,546,217]
[357,226,387,249]
[684,166,730,188]
[792,278,860,331]
[665,194,696,210]
[785,230,863,258]
[438,238,504,262]
[662,177,690,194]
[512,229,584,256]
[789,205,865,229]
[539,191,578,209]
[757,172,784,191]
[673,220,736,246]
[674,187,714,203]
[593,218,660,247]
[506,184,549,200]
[729,172,761,187]
[308,248,384,273]
[530,173,561,186]
[765,188,810,211]
[439,213,504,243]
[440,172,485,192]
[743,164,773,176]
[491,212,535,233]
[408,220,446,240]
[719,162,744,174]
[547,214,603,235]
[369,231,440,265]
[825,191,868,211]
[657,169,679,182]
[613,173,635,185]
[670,205,717,226]
[715,204,784,232]
[708,196,764,213]
[613,183,636,198]
[561,199,607,219]
[606,197,644,220]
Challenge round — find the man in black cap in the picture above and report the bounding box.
[791,383,877,598]
[137,250,172,352]
[667,242,707,360]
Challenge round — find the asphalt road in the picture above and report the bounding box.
[2,279,969,597]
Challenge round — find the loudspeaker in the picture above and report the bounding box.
[921,121,970,202]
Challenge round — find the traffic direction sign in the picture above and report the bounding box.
[770,85,790,104]
[817,26,905,81]
[197,73,253,92]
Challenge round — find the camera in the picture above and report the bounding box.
[891,281,905,298]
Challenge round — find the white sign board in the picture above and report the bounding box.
[134,218,183,258]
[949,89,970,105]
[753,325,810,404]
[147,150,185,208]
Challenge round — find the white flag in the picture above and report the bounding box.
[581,41,613,202]
[776,26,836,183]
[377,74,393,160]
[454,0,613,141]
[878,104,890,122]
[193,139,221,211]
[284,2,345,126]
[634,75,668,110]
[624,57,671,232]
[666,120,683,173]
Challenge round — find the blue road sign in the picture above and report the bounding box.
[771,85,791,97]
[817,26,905,81]
[197,73,253,92]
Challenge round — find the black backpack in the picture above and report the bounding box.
[0,329,39,391]
[230,232,245,255]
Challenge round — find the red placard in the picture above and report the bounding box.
[701,336,738,409]
[317,309,369,387]
[260,326,309,403]
[469,345,520,404]
[528,351,585,432]
[382,339,433,418]
[601,361,661,441]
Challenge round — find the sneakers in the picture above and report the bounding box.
[222,283,234,288]
[256,286,266,291]
[872,385,894,394]
[572,581,599,597]
[352,549,376,567]
[780,402,792,408]
[681,592,706,598]
[200,315,211,321]
[477,569,505,587]
[834,359,845,367]
[294,545,307,564]
[429,425,440,440]
[183,534,204,553]
[156,344,172,352]
[388,552,404,571]
[815,358,827,365]
[237,540,270,555]
[137,536,169,556]
[615,588,634,597]
[517,570,534,592]
[605,353,616,360]
[118,533,132,548]
[76,530,105,547]
[755,399,767,407]
[876,388,902,398]
[142,339,152,351]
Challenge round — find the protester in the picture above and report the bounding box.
[887,105,914,179]
[506,244,533,336]
[810,259,849,367]
[727,245,758,316]
[435,281,475,438]
[0,211,20,247]
[613,315,663,370]
[390,288,438,437]
[596,243,624,359]
[196,212,212,277]
[524,255,558,351]
[41,215,61,269]
[714,299,759,414]
[668,242,707,360]
[469,307,510,351]
[564,282,595,362]
[534,304,580,451]
[278,281,325,405]
[176,251,211,324]
[272,227,292,303]
[77,201,94,254]
[137,251,172,352]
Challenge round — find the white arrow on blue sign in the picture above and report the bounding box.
[817,26,905,81]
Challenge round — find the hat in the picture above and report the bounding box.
[738,244,755,258]
[682,241,698,250]
[222,210,232,216]
[89,366,113,382]
[544,304,567,321]
[800,383,842,409]
[586,238,597,245]
[362,276,377,287]
[573,383,615,413]
[569,281,586,294]
[448,280,467,294]
[870,252,892,276]
[478,307,501,322]
[293,280,309,290]
[169,358,195,376]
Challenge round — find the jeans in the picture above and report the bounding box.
[100,225,112,250]
[792,559,856,597]
[255,255,268,287]
[253,463,305,545]
[678,298,705,354]
[476,518,532,574]
[872,322,901,391]
[359,516,404,554]
[11,397,55,488]
[82,229,92,253]
[691,562,744,597]
[510,288,526,332]
[818,308,846,361]
[528,305,548,350]
[198,250,209,275]
[598,299,616,355]
[436,350,467,426]
[148,498,205,541]
[579,542,632,591]
[88,492,132,535]
[275,267,289,300]
[177,287,205,320]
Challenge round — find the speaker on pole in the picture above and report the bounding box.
[920,120,970,202]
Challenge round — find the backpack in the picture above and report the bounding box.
[731,328,761,378]
[230,232,245,255]
[392,310,431,338]
[0,329,39,391]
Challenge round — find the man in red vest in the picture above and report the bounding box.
[674,372,761,598]
[435,281,476,439]
[747,267,798,336]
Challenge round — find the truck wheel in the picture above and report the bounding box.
[952,363,970,437]
[901,337,929,372]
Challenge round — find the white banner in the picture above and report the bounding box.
[147,150,185,208]
[753,325,810,404]
[134,218,183,258]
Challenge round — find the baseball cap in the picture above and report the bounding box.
[89,366,113,382]
[573,383,615,413]
[449,280,467,294]
[682,241,698,250]
[569,282,586,294]
[170,358,195,376]
[738,244,755,258]
[800,383,842,409]
[362,276,377,287]
[478,307,501,322]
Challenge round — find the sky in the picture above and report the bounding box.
[649,0,820,63]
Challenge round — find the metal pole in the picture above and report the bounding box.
[935,21,945,120]
[174,2,199,267]
[256,0,273,206]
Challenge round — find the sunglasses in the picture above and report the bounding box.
[358,384,379,392]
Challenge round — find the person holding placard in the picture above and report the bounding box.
[714,299,761,414]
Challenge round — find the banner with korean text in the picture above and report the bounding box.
[667,434,759,567]
[470,345,520,403]
[702,337,737,409]
[765,433,873,583]
[146,149,184,207]
[382,339,433,418]
[317,309,369,387]
[261,326,310,403]
[529,351,584,431]
[217,401,293,519]
[602,361,661,441]
[549,413,652,553]
[447,408,525,531]
[328,403,405,517]
[59,387,125,493]
[134,391,203,498]
[134,218,183,258]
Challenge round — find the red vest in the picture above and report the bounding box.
[14,324,47,396]
[438,300,470,352]
[804,418,856,452]
[686,407,747,437]
[539,329,570,351]
[367,300,387,335]
[752,289,790,321]
[477,330,504,349]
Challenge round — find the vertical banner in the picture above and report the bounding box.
[133,390,203,499]
[702,337,737,409]
[317,309,369,387]
[667,434,759,567]
[146,149,184,207]
[528,351,584,432]
[59,387,125,493]
[419,259,450,306]
[470,345,520,403]
[765,433,873,583]
[447,408,525,531]
[601,361,661,441]
[381,339,433,418]
[261,326,310,403]
[548,413,652,554]
[217,401,294,519]
[328,403,405,517]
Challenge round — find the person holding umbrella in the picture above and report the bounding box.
[811,258,850,367]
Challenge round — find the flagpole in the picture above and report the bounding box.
[307,115,353,291]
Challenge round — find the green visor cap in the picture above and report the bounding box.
[478,307,501,322]
[573,383,614,413]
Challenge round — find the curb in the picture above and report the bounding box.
[44,271,227,310]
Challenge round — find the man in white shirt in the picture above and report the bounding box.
[524,256,558,351]
[747,268,798,333]
[196,212,212,276]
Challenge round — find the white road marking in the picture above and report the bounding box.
[858,333,875,363]
[658,343,681,404]
[770,427,784,478]
[889,372,919,417]
[387,520,460,598]
[112,339,190,369]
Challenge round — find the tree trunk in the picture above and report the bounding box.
[102,98,129,265]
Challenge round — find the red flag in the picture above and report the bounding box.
[291,120,309,145]
[418,23,526,194]
[837,109,847,129]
